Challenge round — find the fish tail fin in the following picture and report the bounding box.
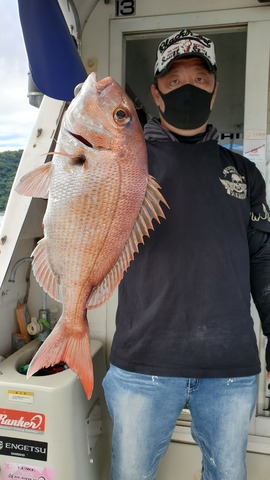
[27,318,94,399]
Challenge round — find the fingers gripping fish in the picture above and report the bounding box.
[15,73,168,399]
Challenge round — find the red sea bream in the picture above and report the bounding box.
[15,73,168,398]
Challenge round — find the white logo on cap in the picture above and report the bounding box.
[155,29,216,76]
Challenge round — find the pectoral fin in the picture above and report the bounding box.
[15,163,52,198]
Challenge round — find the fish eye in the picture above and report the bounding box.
[113,107,131,125]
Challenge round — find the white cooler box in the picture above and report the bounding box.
[0,339,111,480]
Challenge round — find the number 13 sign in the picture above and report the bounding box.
[115,0,136,16]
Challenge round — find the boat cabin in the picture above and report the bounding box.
[0,0,270,478]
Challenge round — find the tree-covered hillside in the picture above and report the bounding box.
[0,150,22,210]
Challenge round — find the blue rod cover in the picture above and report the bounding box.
[18,0,87,101]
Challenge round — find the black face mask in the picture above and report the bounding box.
[158,84,215,130]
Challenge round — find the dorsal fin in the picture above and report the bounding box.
[15,163,52,198]
[87,175,168,309]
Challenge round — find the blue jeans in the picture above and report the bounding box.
[102,365,258,480]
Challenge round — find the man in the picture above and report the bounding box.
[103,29,270,480]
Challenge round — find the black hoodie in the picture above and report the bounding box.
[110,120,270,377]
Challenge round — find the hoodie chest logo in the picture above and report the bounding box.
[219,166,247,199]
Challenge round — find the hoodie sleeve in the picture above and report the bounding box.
[248,226,270,371]
[249,165,270,233]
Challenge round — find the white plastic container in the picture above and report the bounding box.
[0,339,111,480]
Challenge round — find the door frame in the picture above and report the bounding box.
[109,5,270,451]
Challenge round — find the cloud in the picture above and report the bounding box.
[0,0,39,151]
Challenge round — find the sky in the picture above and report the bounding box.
[0,0,39,152]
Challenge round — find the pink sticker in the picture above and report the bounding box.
[1,462,55,480]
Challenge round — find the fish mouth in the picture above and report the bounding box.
[68,131,94,148]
